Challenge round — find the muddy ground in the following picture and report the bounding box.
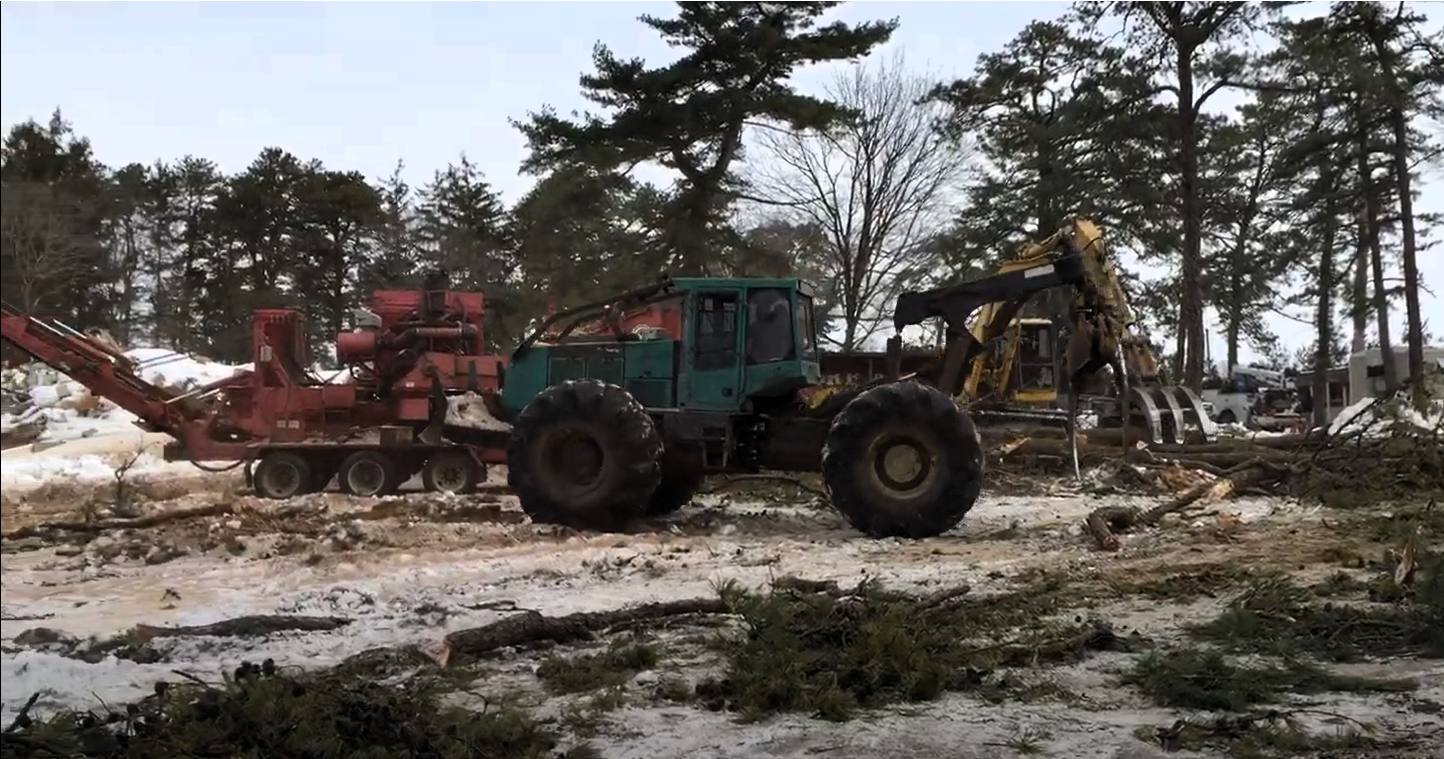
[1,467,1441,759]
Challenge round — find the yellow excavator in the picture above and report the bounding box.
[810,218,1216,475]
[958,220,1214,441]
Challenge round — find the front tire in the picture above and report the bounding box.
[507,379,662,531]
[822,381,984,539]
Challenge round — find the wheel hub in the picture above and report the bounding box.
[348,461,385,494]
[882,443,925,484]
[547,431,605,490]
[435,465,466,490]
[868,435,936,496]
[263,464,300,496]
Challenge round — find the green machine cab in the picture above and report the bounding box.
[501,277,822,416]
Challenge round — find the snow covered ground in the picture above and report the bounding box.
[3,480,1439,759]
[0,349,238,488]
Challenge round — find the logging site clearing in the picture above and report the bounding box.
[2,378,1442,759]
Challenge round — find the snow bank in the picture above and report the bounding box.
[0,349,247,451]
[124,348,248,391]
[0,448,194,489]
[0,348,249,488]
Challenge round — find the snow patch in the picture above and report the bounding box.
[1328,391,1444,438]
[444,392,511,432]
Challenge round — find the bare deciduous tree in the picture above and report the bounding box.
[0,181,97,313]
[747,50,973,351]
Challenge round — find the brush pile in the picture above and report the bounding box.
[0,663,569,759]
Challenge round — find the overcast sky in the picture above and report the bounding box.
[3,1,1439,366]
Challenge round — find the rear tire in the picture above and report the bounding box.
[338,451,402,497]
[253,452,315,500]
[822,381,984,539]
[422,450,480,495]
[507,379,662,531]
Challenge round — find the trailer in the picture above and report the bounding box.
[0,273,513,500]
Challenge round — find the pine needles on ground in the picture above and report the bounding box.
[0,663,567,759]
[695,578,1123,722]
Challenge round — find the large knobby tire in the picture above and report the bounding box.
[822,381,984,539]
[507,379,663,531]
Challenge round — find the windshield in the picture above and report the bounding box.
[796,294,817,359]
[746,288,794,364]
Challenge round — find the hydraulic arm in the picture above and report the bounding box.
[884,219,1217,472]
[0,301,208,435]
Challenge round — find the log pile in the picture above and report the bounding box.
[985,399,1443,552]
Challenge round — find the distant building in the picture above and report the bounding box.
[1294,345,1444,423]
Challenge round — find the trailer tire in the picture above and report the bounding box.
[422,450,480,495]
[645,466,705,518]
[253,452,315,500]
[507,379,662,531]
[822,381,984,539]
[338,451,403,498]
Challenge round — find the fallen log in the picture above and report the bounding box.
[986,426,1318,453]
[1084,462,1274,551]
[440,598,730,665]
[1008,438,1302,467]
[437,580,975,666]
[0,502,236,542]
[134,615,351,642]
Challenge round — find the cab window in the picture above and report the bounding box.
[746,288,794,364]
[796,294,817,359]
[694,292,739,371]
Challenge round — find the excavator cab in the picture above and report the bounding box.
[969,317,1062,408]
[1012,318,1060,404]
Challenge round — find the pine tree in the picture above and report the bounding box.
[515,1,896,274]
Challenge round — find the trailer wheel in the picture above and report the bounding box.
[507,379,662,531]
[822,381,984,539]
[338,451,402,498]
[253,452,315,500]
[422,450,479,495]
[645,467,705,517]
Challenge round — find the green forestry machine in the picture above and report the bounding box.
[495,219,1185,539]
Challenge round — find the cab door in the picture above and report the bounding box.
[684,291,743,410]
